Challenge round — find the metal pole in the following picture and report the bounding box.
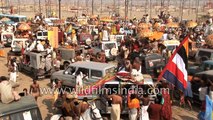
[130,0,132,18]
[180,0,184,21]
[101,0,102,15]
[34,0,36,13]
[39,0,41,13]
[118,0,120,15]
[92,0,94,15]
[196,0,199,21]
[150,0,152,18]
[59,0,61,19]
[113,0,116,14]
[18,0,20,14]
[77,0,79,16]
[125,0,128,22]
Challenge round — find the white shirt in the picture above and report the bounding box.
[102,30,109,41]
[37,43,44,51]
[131,66,143,82]
[76,72,84,87]
[162,33,168,40]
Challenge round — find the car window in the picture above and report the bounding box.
[76,68,89,77]
[104,43,116,50]
[198,51,211,58]
[210,65,213,69]
[91,70,102,79]
[65,66,76,75]
[43,32,48,36]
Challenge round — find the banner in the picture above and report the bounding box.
[48,27,58,48]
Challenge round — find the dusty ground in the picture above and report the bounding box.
[0,48,199,120]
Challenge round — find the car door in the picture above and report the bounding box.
[62,66,76,87]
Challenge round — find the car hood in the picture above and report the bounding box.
[188,66,199,75]
[52,70,64,77]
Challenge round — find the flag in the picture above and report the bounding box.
[158,36,189,91]
[205,95,213,120]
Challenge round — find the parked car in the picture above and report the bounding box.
[36,30,48,40]
[188,60,213,75]
[10,38,28,55]
[195,48,213,64]
[191,70,213,104]
[92,41,118,61]
[1,32,14,47]
[0,96,42,120]
[99,75,156,114]
[162,39,180,51]
[58,47,85,69]
[18,51,51,79]
[129,53,165,78]
[50,61,116,88]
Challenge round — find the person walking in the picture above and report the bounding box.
[9,58,17,83]
[147,98,163,120]
[140,93,150,120]
[128,94,140,120]
[29,79,40,101]
[107,94,122,120]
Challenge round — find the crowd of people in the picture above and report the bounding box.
[0,10,213,120]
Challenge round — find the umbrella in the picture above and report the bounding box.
[139,29,153,37]
[18,23,31,31]
[167,22,179,28]
[100,18,113,22]
[206,34,213,46]
[149,31,164,40]
[0,17,11,22]
[186,21,197,28]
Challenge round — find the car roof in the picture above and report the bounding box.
[70,61,115,71]
[195,70,213,77]
[106,74,154,85]
[0,96,38,117]
[198,48,213,52]
[203,60,213,65]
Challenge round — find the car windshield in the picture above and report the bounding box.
[104,43,116,50]
[65,66,76,75]
[167,45,176,51]
[106,67,115,75]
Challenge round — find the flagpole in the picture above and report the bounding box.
[158,36,189,81]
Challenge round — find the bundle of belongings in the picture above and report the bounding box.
[0,76,21,104]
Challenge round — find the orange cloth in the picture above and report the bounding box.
[0,49,5,57]
[128,98,140,109]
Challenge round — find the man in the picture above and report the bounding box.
[0,76,20,104]
[131,57,144,83]
[128,94,140,120]
[79,97,90,115]
[107,94,122,120]
[61,94,73,116]
[29,79,40,101]
[147,97,163,120]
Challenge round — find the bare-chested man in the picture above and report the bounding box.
[107,94,123,120]
[29,80,40,101]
